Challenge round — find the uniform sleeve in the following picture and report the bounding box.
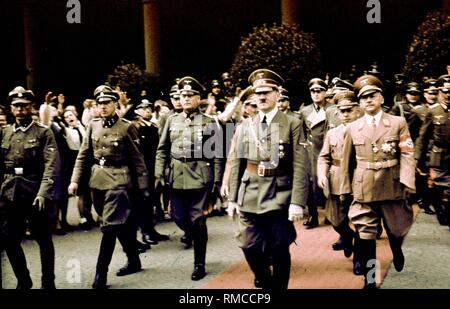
[125,124,149,190]
[339,129,354,195]
[317,131,332,181]
[414,110,433,167]
[70,123,93,184]
[211,120,225,185]
[228,123,245,202]
[38,128,59,200]
[398,118,416,191]
[155,116,171,178]
[290,117,309,207]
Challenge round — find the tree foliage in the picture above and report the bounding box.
[403,10,450,80]
[230,23,322,104]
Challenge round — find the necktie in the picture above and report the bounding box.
[74,126,83,145]
[371,117,377,128]
[261,115,268,131]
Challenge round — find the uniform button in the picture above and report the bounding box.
[17,140,21,143]
[103,135,107,139]
[102,146,106,150]
[261,139,265,143]
[16,151,20,154]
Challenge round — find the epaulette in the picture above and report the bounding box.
[412,105,422,110]
[429,103,440,109]
[92,118,102,122]
[201,112,213,119]
[120,118,131,123]
[36,122,48,128]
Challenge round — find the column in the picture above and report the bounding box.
[21,0,36,90]
[142,0,161,76]
[281,0,300,25]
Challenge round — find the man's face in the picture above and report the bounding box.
[244,104,258,118]
[0,114,7,127]
[424,91,437,105]
[256,89,279,113]
[359,91,384,116]
[11,102,32,120]
[438,87,450,106]
[406,92,420,104]
[136,106,152,119]
[338,105,359,124]
[180,92,201,112]
[63,110,78,127]
[277,98,290,111]
[97,100,117,118]
[170,95,182,110]
[310,88,326,105]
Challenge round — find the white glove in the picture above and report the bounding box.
[33,196,46,212]
[227,201,240,217]
[288,204,304,222]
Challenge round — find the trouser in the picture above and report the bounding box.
[95,220,140,277]
[171,189,210,265]
[0,199,55,288]
[238,210,296,291]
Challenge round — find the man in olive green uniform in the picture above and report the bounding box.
[0,87,58,289]
[415,75,450,229]
[229,69,308,291]
[155,76,224,281]
[340,75,416,289]
[317,90,362,276]
[277,87,298,118]
[69,85,149,289]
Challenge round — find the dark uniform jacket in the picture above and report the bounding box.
[0,122,58,202]
[415,104,450,171]
[229,111,308,213]
[155,110,224,190]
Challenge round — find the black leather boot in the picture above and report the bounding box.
[353,232,363,276]
[388,235,404,272]
[243,247,271,289]
[272,249,291,291]
[360,239,377,289]
[191,218,207,280]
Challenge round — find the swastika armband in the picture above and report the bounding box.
[399,135,414,153]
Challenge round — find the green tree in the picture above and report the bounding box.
[403,10,450,80]
[105,62,158,100]
[230,23,322,105]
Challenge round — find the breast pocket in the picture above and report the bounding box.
[24,139,41,158]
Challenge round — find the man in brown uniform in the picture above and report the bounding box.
[0,87,58,289]
[229,69,308,291]
[317,90,363,275]
[340,75,416,288]
[69,85,149,289]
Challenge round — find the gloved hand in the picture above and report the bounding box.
[317,175,328,189]
[288,204,304,222]
[33,196,46,212]
[154,177,165,192]
[141,189,150,201]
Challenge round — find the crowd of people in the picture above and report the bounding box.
[0,64,449,290]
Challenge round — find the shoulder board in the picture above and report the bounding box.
[92,118,102,122]
[36,122,48,128]
[412,105,422,110]
[120,118,131,123]
[429,103,440,109]
[201,113,213,119]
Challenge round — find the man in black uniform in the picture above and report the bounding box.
[155,76,224,281]
[133,99,169,244]
[415,75,450,228]
[68,85,149,289]
[0,86,58,289]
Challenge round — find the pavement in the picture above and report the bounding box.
[1,198,450,289]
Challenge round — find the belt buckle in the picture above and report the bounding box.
[99,158,106,167]
[257,163,266,177]
[14,167,24,175]
[374,162,382,170]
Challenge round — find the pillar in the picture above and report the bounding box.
[142,0,161,76]
[281,0,300,25]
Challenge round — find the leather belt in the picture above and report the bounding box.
[172,156,208,163]
[332,159,340,167]
[4,166,40,176]
[93,158,127,167]
[357,159,398,170]
[246,161,286,177]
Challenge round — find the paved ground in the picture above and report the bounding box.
[2,198,450,289]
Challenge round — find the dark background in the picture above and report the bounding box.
[0,0,444,107]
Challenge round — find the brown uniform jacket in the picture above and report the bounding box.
[340,112,416,202]
[317,124,347,195]
[229,111,308,213]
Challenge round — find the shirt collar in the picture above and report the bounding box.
[13,121,34,132]
[365,110,383,127]
[258,107,278,125]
